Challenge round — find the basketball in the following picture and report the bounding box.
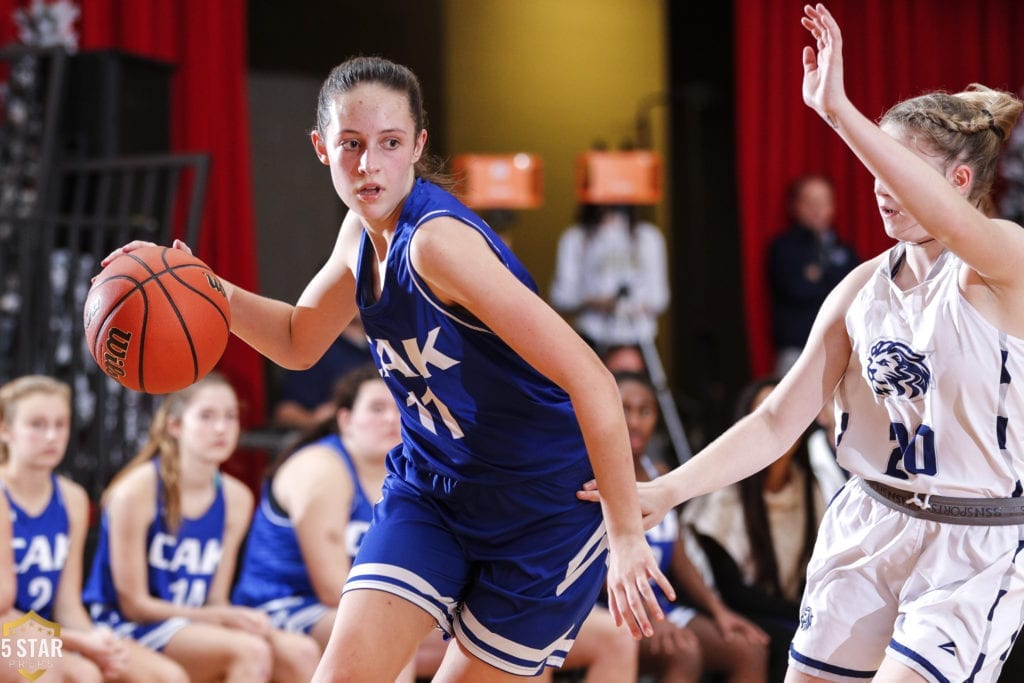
[83,245,231,395]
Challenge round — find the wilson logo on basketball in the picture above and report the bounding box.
[102,328,133,379]
[204,273,226,296]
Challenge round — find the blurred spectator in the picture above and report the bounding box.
[999,98,1024,223]
[550,204,669,350]
[767,174,857,375]
[602,343,680,471]
[271,319,372,431]
[234,364,414,679]
[601,343,647,374]
[617,370,770,682]
[681,376,842,682]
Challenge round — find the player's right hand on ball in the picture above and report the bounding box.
[100,239,194,267]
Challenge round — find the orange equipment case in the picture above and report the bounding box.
[452,153,543,210]
[575,150,662,205]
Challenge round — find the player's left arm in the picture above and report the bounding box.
[199,474,275,636]
[0,493,15,616]
[802,4,1024,288]
[52,477,96,630]
[51,478,130,675]
[410,217,673,639]
[207,475,254,606]
[279,446,356,605]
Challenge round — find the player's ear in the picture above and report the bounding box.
[949,164,972,195]
[412,129,427,164]
[336,408,351,433]
[166,416,182,440]
[311,130,329,166]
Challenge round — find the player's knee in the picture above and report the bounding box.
[225,633,273,680]
[668,638,703,679]
[605,623,639,664]
[296,633,323,662]
[151,658,190,683]
[731,638,770,673]
[60,654,103,683]
[276,633,322,676]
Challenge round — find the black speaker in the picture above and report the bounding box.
[63,50,175,158]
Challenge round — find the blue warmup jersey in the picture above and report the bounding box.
[84,460,226,613]
[4,476,69,620]
[233,434,374,608]
[358,179,591,485]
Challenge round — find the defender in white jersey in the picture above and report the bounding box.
[582,5,1024,682]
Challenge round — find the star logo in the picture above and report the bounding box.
[1,611,63,681]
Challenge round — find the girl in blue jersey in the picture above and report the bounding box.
[1,488,13,619]
[104,55,670,682]
[232,365,405,661]
[585,5,1024,682]
[616,371,770,683]
[83,374,319,683]
[0,492,22,683]
[0,375,186,683]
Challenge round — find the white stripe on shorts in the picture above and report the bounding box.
[284,604,329,633]
[256,596,331,633]
[455,604,574,676]
[557,522,607,596]
[137,617,189,651]
[256,595,306,613]
[345,562,458,627]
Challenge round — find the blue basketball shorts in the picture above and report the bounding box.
[248,595,330,634]
[344,456,609,677]
[89,604,189,652]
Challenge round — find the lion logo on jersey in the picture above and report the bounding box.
[867,339,930,399]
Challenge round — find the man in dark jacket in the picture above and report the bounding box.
[767,174,858,375]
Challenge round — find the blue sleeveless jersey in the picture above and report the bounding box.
[233,434,374,606]
[84,459,226,611]
[358,179,590,485]
[4,476,69,619]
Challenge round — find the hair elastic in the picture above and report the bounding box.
[982,109,1004,139]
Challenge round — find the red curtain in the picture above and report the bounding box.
[79,0,266,488]
[734,0,1024,376]
[0,1,12,43]
[1,0,266,486]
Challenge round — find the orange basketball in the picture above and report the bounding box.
[83,245,231,394]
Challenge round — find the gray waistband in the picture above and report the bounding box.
[859,478,1024,526]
